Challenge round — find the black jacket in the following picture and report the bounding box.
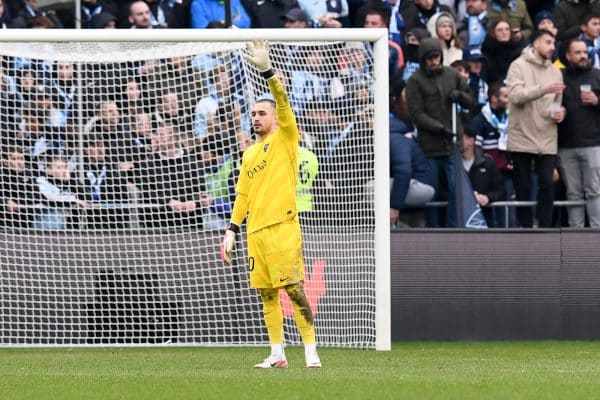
[465,149,506,225]
[481,36,524,85]
[406,38,475,157]
[558,65,600,149]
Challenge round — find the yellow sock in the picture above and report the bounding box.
[259,288,284,345]
[285,283,316,345]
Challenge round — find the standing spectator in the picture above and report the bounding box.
[557,38,600,227]
[578,14,600,69]
[426,11,463,66]
[244,0,299,28]
[145,0,190,28]
[128,1,154,29]
[462,45,488,113]
[401,0,451,34]
[482,19,525,84]
[405,37,475,227]
[487,0,533,41]
[462,128,506,226]
[554,0,600,41]
[79,138,130,230]
[80,0,119,28]
[136,123,204,229]
[298,0,349,27]
[361,2,404,83]
[1,146,36,229]
[33,155,88,230]
[506,29,565,228]
[400,27,431,82]
[190,0,251,28]
[470,81,516,226]
[456,0,488,48]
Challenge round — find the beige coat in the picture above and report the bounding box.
[506,46,563,155]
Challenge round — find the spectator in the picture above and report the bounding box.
[462,128,506,226]
[153,91,193,136]
[400,0,452,34]
[9,0,63,28]
[470,81,516,226]
[190,0,251,28]
[1,146,36,228]
[389,81,435,227]
[33,155,88,230]
[145,0,190,28]
[533,10,557,37]
[506,29,565,228]
[487,0,533,41]
[462,45,488,113]
[136,123,204,229]
[557,38,600,227]
[298,0,349,27]
[0,0,9,28]
[456,0,488,48]
[15,68,38,108]
[128,0,153,29]
[79,0,119,28]
[361,2,404,83]
[90,100,132,165]
[554,0,600,41]
[245,0,299,28]
[450,59,470,80]
[281,7,310,28]
[405,37,475,227]
[20,105,62,174]
[482,19,525,84]
[199,131,237,229]
[49,61,78,129]
[578,14,600,69]
[426,11,463,66]
[127,112,156,164]
[79,138,130,229]
[400,27,431,82]
[91,11,117,28]
[194,64,247,141]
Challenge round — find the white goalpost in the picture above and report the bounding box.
[0,29,390,350]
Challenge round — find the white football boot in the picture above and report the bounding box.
[305,349,322,368]
[253,354,289,369]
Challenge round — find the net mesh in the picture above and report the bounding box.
[0,40,376,347]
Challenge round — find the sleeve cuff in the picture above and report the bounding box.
[261,68,275,79]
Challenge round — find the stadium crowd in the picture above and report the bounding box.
[1,0,600,229]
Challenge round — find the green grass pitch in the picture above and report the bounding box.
[2,341,600,400]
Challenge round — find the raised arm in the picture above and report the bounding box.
[243,40,299,141]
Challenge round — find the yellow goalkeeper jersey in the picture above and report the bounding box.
[232,76,300,234]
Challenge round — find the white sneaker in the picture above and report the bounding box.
[253,354,289,369]
[305,351,322,368]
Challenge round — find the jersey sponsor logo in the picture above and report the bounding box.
[247,159,267,178]
[263,144,269,153]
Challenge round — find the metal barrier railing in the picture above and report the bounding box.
[420,200,586,228]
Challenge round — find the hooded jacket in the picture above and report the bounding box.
[426,11,463,66]
[506,46,563,154]
[405,38,475,157]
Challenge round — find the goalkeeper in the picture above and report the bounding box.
[221,40,321,369]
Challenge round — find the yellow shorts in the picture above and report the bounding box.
[247,218,305,289]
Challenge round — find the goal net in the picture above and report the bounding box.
[0,30,389,349]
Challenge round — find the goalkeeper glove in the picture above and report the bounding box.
[243,40,271,72]
[221,223,240,265]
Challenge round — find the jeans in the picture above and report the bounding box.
[425,155,456,228]
[558,146,600,227]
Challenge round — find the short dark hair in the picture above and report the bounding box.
[487,81,506,99]
[529,29,556,44]
[450,60,470,73]
[359,1,391,27]
[580,13,600,26]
